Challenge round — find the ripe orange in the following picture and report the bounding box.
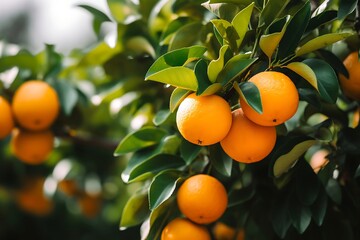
[352,107,360,128]
[12,80,60,131]
[161,218,211,240]
[0,96,14,139]
[15,177,53,216]
[309,149,330,174]
[78,193,102,218]
[177,174,228,224]
[220,108,276,163]
[239,71,299,126]
[213,222,245,240]
[58,179,79,196]
[338,51,360,100]
[11,129,54,165]
[176,93,232,146]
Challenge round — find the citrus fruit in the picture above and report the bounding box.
[352,107,360,128]
[220,108,276,163]
[309,149,330,174]
[11,128,54,165]
[338,51,360,100]
[239,71,299,126]
[176,93,232,146]
[78,193,102,218]
[161,218,211,240]
[0,96,14,139]
[177,174,228,224]
[15,177,53,216]
[213,222,245,240]
[58,179,79,196]
[12,80,60,131]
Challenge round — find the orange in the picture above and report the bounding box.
[15,177,53,216]
[0,96,14,139]
[11,128,54,165]
[309,149,330,174]
[58,179,79,196]
[220,108,276,163]
[239,71,299,126]
[78,193,102,218]
[177,174,227,224]
[161,218,211,240]
[176,93,232,146]
[213,222,245,240]
[352,107,360,128]
[12,80,60,131]
[338,51,360,100]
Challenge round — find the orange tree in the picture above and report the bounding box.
[0,0,360,240]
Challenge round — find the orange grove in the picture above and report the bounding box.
[177,174,228,224]
[220,108,276,163]
[176,93,232,146]
[239,71,299,126]
[161,218,211,240]
[12,80,60,131]
[0,96,14,139]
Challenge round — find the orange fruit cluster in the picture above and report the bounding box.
[0,80,60,164]
[162,174,228,239]
[176,71,299,164]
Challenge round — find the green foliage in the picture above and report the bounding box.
[1,0,360,239]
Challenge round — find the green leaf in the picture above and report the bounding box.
[355,165,360,179]
[216,55,257,86]
[231,2,254,48]
[259,0,290,29]
[145,46,207,78]
[195,59,212,95]
[169,88,190,112]
[211,19,238,50]
[272,136,316,178]
[316,49,349,78]
[311,187,328,226]
[153,109,172,126]
[107,0,140,23]
[54,81,79,116]
[114,127,167,155]
[0,52,39,73]
[338,0,357,19]
[289,200,312,234]
[296,33,352,57]
[260,15,290,59]
[79,42,122,66]
[295,160,320,206]
[160,17,194,44]
[209,144,233,177]
[199,83,223,96]
[77,4,112,35]
[303,59,339,104]
[306,10,337,33]
[122,153,185,183]
[277,1,311,60]
[271,195,291,238]
[168,22,203,51]
[326,178,342,204]
[228,185,255,207]
[149,170,181,210]
[208,45,231,83]
[286,62,318,90]
[120,189,149,228]
[238,81,262,114]
[145,66,198,91]
[180,139,202,165]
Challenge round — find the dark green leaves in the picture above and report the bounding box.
[237,81,262,114]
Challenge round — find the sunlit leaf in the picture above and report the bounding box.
[272,136,316,178]
[231,2,254,48]
[114,127,167,155]
[169,88,190,112]
[286,62,318,90]
[120,189,149,228]
[0,52,39,73]
[296,33,352,57]
[208,45,231,83]
[149,170,181,210]
[303,59,339,104]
